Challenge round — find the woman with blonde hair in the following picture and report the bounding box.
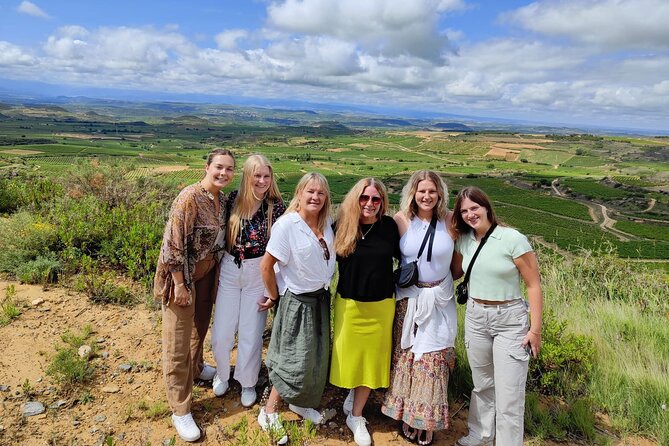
[153,148,235,442]
[330,177,400,446]
[210,154,285,407]
[257,172,336,444]
[382,170,458,446]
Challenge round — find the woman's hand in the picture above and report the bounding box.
[258,296,277,312]
[522,330,542,358]
[173,282,191,306]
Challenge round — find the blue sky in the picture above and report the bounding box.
[1,0,668,131]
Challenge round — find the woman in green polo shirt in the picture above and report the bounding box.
[451,186,544,446]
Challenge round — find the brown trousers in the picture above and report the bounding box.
[162,256,217,415]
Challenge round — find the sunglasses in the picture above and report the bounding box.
[359,194,382,205]
[318,237,330,261]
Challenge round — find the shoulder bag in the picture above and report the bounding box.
[456,223,497,304]
[394,215,437,288]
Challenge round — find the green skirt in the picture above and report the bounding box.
[265,288,331,408]
[329,294,395,389]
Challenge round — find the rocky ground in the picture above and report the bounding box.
[0,280,656,446]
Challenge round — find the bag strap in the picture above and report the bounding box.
[461,223,497,286]
[416,215,438,262]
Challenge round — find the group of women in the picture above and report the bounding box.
[154,149,544,446]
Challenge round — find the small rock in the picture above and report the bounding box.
[49,400,67,409]
[22,401,46,417]
[328,422,337,429]
[101,351,110,359]
[127,376,134,384]
[118,364,133,372]
[90,427,99,434]
[0,385,9,392]
[31,298,45,306]
[72,420,80,427]
[101,385,120,393]
[163,440,173,446]
[78,345,92,359]
[117,433,125,441]
[94,414,106,422]
[36,377,42,382]
[97,338,106,343]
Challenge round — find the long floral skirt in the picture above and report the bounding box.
[381,298,455,431]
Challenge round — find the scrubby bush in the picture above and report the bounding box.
[0,212,59,277]
[46,325,95,388]
[15,254,62,285]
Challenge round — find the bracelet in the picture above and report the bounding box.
[530,329,541,335]
[268,296,278,303]
[174,282,185,287]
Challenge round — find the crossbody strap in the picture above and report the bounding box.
[416,215,438,262]
[461,223,497,286]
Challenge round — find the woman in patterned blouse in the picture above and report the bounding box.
[153,148,235,443]
[210,154,285,408]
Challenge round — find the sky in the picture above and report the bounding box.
[0,0,668,131]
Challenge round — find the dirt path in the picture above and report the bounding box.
[642,198,657,213]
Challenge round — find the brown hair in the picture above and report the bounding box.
[206,148,235,166]
[451,186,499,239]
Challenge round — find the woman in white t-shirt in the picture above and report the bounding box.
[257,172,335,445]
[451,186,543,446]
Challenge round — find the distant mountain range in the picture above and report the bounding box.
[0,82,666,136]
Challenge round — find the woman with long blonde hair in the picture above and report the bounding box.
[330,177,400,446]
[257,172,335,444]
[382,170,458,446]
[210,154,285,407]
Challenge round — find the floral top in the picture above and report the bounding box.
[153,183,228,303]
[226,190,286,267]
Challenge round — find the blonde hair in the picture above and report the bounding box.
[400,170,449,221]
[285,172,331,234]
[226,154,282,252]
[335,178,389,257]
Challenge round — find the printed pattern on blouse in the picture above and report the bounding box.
[227,190,286,267]
[153,183,228,303]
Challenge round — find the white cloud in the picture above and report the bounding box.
[267,0,464,62]
[0,41,35,65]
[215,29,249,50]
[17,1,49,19]
[504,0,669,50]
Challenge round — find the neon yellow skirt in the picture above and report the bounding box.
[329,294,395,389]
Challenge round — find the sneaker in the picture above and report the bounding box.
[198,363,216,381]
[212,374,229,397]
[241,386,257,407]
[346,413,372,446]
[455,435,494,446]
[343,388,354,415]
[171,413,201,442]
[288,404,325,424]
[258,407,288,445]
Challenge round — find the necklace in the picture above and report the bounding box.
[361,222,375,240]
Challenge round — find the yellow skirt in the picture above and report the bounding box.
[329,294,395,389]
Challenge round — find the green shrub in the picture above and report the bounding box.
[15,254,62,285]
[0,212,59,274]
[527,310,595,397]
[47,325,95,387]
[1,284,23,327]
[74,270,137,306]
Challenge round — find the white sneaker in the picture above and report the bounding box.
[455,435,494,446]
[288,404,325,424]
[241,387,257,407]
[343,388,354,415]
[346,413,372,446]
[258,407,288,445]
[212,374,229,397]
[171,413,201,442]
[198,363,216,381]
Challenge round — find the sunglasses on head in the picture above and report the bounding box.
[359,194,381,205]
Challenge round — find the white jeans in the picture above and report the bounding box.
[211,255,267,387]
[464,298,530,446]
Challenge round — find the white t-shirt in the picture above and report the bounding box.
[266,212,335,295]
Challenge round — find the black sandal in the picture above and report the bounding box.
[417,429,434,446]
[401,422,417,442]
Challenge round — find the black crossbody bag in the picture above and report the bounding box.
[456,223,497,304]
[393,215,437,288]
